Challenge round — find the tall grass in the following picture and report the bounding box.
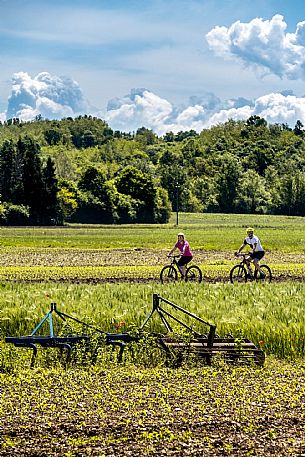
[1,281,305,362]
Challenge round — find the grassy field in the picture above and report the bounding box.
[0,212,304,251]
[1,213,305,456]
[0,212,305,284]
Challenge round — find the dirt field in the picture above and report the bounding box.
[0,361,304,457]
[1,248,304,266]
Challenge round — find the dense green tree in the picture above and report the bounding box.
[81,130,97,148]
[277,172,305,216]
[42,157,62,224]
[0,140,15,202]
[57,180,79,221]
[153,187,172,223]
[3,203,30,225]
[235,170,271,214]
[116,166,169,223]
[163,131,175,142]
[246,115,267,128]
[135,127,158,146]
[44,128,63,146]
[18,137,44,223]
[2,114,305,223]
[294,120,304,136]
[116,166,155,202]
[77,166,114,223]
[216,154,241,213]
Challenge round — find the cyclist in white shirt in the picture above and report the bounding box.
[235,227,265,279]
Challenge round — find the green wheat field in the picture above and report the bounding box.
[1,213,305,456]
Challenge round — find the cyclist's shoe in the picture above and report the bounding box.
[259,272,266,279]
[247,272,254,281]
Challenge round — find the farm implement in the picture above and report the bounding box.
[5,302,139,367]
[5,294,265,367]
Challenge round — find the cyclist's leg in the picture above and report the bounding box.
[177,257,186,277]
[178,256,192,278]
[245,257,254,277]
[253,257,260,272]
[253,252,265,276]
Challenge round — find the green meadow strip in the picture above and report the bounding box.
[0,212,305,252]
[0,265,158,281]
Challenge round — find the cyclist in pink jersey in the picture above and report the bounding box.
[168,232,193,277]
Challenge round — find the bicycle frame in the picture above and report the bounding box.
[160,255,203,284]
[168,255,185,276]
[236,252,261,271]
[236,253,251,266]
[231,252,272,283]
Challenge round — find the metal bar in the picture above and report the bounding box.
[29,343,37,368]
[158,305,199,335]
[55,309,104,334]
[207,325,216,348]
[31,311,52,336]
[49,312,54,338]
[153,293,159,309]
[139,307,157,330]
[106,333,139,343]
[56,343,72,364]
[157,295,214,328]
[157,310,173,332]
[106,341,125,363]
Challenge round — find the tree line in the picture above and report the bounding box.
[0,114,305,225]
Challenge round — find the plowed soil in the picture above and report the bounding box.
[0,363,304,457]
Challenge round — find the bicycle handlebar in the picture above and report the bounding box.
[234,252,251,258]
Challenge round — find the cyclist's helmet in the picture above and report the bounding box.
[246,227,254,234]
[177,232,185,238]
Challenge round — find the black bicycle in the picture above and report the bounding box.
[160,255,203,284]
[230,253,272,284]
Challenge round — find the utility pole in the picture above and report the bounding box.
[175,182,180,226]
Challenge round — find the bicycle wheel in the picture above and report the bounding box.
[230,265,247,283]
[185,265,203,283]
[160,265,178,283]
[254,265,272,283]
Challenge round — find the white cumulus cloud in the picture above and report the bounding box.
[103,89,254,134]
[6,71,90,120]
[253,92,305,125]
[104,89,173,133]
[2,72,305,135]
[206,14,305,80]
[104,89,305,134]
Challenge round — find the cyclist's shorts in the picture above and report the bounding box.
[249,251,264,261]
[178,256,193,266]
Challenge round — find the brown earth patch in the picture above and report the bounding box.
[0,248,303,266]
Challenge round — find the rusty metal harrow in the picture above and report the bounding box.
[5,295,264,367]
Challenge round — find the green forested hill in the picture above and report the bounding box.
[0,114,305,225]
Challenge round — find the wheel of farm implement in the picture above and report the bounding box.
[230,265,247,283]
[185,265,202,283]
[160,265,178,284]
[254,265,272,283]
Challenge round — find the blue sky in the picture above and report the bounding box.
[1,0,305,133]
